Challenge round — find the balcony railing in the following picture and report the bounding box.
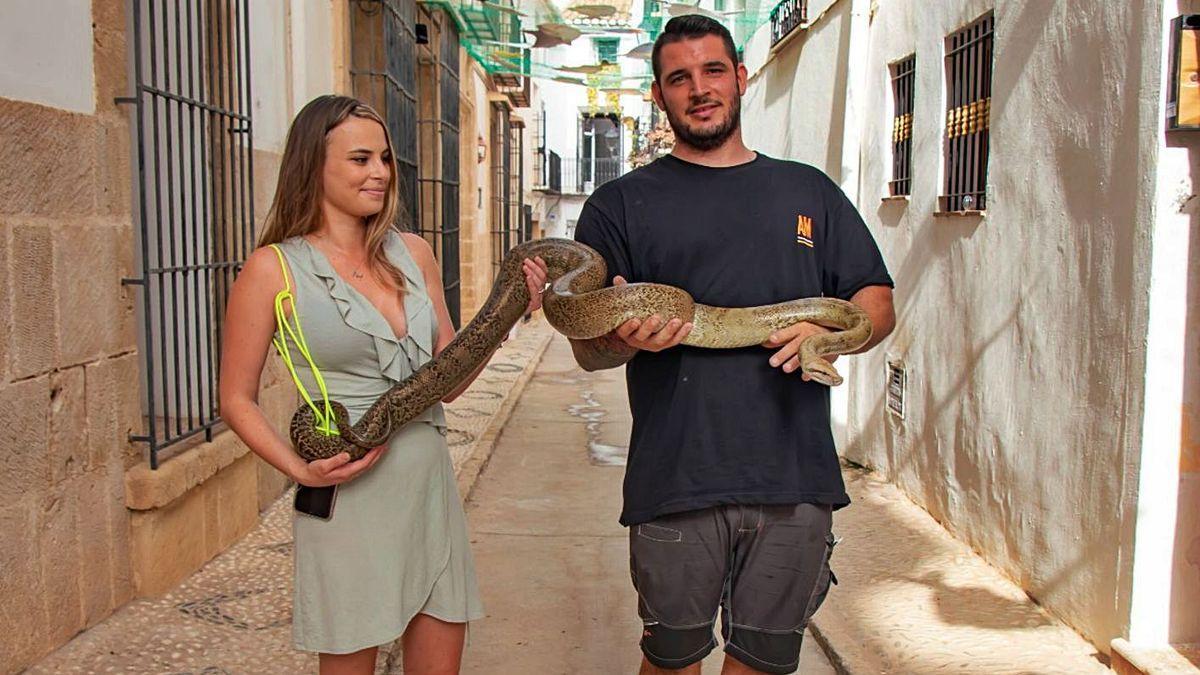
[534,151,622,194]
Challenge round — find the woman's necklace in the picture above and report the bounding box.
[310,234,368,280]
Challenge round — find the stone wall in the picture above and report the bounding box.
[459,59,500,323]
[1,1,533,671]
[0,1,294,672]
[0,1,140,668]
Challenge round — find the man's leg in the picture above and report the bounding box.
[721,504,835,675]
[629,507,731,672]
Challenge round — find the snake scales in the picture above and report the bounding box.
[290,238,873,461]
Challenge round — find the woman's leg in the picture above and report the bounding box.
[402,613,467,674]
[318,646,378,675]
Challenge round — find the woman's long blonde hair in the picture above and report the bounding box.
[257,95,408,295]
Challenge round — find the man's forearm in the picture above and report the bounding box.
[848,285,896,353]
[570,332,638,371]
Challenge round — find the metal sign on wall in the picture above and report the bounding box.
[1168,14,1200,130]
[769,0,807,49]
[886,360,906,420]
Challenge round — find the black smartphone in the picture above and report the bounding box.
[294,485,337,520]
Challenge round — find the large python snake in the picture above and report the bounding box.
[290,238,873,461]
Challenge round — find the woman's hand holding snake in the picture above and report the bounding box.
[293,444,387,486]
[522,256,550,315]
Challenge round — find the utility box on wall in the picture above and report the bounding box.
[1167,15,1200,130]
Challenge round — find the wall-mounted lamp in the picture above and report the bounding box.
[477,135,488,163]
[1168,15,1200,130]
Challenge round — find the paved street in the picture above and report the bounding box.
[26,328,1118,674]
[459,335,835,674]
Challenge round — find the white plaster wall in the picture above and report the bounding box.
[529,37,654,234]
[537,195,588,239]
[835,0,1161,648]
[1158,0,1200,648]
[740,0,852,182]
[250,1,290,152]
[248,0,336,153]
[0,0,95,113]
[740,0,1181,650]
[294,0,337,110]
[536,36,652,163]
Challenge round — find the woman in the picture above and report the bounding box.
[219,95,547,674]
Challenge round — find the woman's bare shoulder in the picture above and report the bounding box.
[238,245,289,294]
[398,231,437,270]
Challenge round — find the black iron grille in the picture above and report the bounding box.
[889,54,915,197]
[122,0,255,468]
[940,13,993,212]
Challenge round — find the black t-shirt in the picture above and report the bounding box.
[574,153,894,526]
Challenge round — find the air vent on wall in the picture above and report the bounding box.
[887,360,906,419]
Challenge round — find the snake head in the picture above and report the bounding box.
[801,358,844,387]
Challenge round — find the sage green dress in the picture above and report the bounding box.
[274,230,484,654]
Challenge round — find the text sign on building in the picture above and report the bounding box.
[769,0,807,49]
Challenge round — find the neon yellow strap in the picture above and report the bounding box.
[269,244,339,436]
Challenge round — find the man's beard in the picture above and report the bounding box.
[664,94,742,151]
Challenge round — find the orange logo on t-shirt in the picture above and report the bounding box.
[796,214,814,248]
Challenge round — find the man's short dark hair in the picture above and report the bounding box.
[651,15,739,83]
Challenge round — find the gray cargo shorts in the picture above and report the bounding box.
[629,503,836,674]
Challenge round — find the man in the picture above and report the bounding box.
[569,15,896,675]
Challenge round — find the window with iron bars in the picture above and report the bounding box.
[940,12,993,213]
[123,0,254,468]
[533,108,545,188]
[352,0,462,326]
[350,0,420,227]
[491,106,525,279]
[511,120,525,249]
[414,7,463,327]
[889,54,915,197]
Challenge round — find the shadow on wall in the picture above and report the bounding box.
[1168,131,1200,644]
[846,0,1167,649]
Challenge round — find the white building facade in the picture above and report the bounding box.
[737,0,1199,659]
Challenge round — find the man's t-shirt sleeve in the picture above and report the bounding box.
[574,196,634,284]
[820,178,895,301]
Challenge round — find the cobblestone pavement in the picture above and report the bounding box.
[26,320,554,675]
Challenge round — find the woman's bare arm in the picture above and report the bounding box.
[218,246,384,486]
